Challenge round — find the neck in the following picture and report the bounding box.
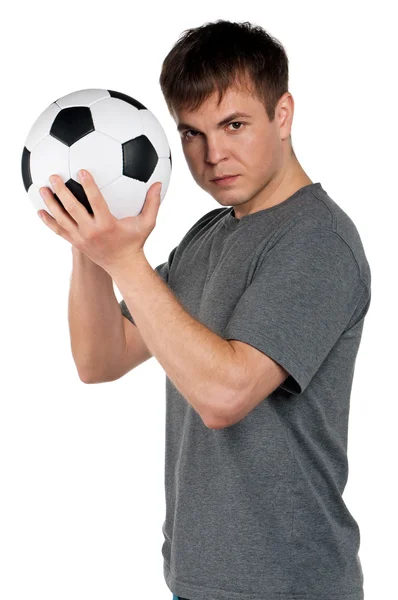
[231,154,314,220]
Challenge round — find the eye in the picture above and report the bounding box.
[184,129,200,139]
[182,121,245,140]
[228,121,244,131]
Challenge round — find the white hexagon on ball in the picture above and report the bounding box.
[91,97,144,143]
[69,131,122,190]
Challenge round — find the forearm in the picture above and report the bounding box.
[109,253,240,427]
[69,247,126,380]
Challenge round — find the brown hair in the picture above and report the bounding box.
[159,19,290,124]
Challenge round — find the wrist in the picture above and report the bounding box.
[71,246,105,270]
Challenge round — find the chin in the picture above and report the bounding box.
[212,195,237,207]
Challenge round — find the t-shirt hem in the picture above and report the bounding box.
[164,560,364,600]
[222,327,311,395]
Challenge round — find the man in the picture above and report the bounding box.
[41,19,371,600]
[120,21,371,600]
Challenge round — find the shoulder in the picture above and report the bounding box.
[309,185,372,290]
[280,184,371,291]
[179,207,227,245]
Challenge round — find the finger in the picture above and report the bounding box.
[77,170,111,221]
[140,182,162,222]
[39,186,79,231]
[48,174,90,224]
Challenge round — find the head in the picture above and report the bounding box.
[159,20,302,217]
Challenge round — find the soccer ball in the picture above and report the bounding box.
[21,88,172,219]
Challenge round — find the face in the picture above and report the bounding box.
[173,83,294,218]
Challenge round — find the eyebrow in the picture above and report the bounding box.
[176,112,252,133]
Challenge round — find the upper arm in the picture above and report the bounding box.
[222,228,367,400]
[226,339,289,426]
[118,315,153,377]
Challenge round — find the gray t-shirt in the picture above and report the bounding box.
[120,182,371,600]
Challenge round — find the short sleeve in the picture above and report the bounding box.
[222,228,367,395]
[119,245,178,326]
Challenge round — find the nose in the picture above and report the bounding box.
[204,136,229,165]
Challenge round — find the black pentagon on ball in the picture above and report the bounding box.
[50,106,95,146]
[21,147,32,192]
[108,90,147,110]
[123,135,158,182]
[53,179,94,215]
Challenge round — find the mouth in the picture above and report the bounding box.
[212,175,240,186]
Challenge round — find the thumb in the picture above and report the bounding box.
[141,182,162,220]
[153,181,162,197]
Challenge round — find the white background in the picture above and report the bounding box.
[1,1,396,599]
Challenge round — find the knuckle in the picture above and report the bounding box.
[64,199,76,213]
[84,230,96,242]
[104,218,116,232]
[62,194,77,212]
[85,227,103,242]
[91,190,102,202]
[85,189,100,207]
[96,216,115,235]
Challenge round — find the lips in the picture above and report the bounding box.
[212,175,237,181]
[212,174,240,186]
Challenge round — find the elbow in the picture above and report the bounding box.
[78,371,97,384]
[76,362,121,384]
[77,369,104,384]
[203,383,243,430]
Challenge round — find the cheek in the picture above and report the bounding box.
[185,155,206,185]
[238,137,275,174]
[182,149,196,171]
[184,146,200,168]
[183,147,209,182]
[237,132,271,161]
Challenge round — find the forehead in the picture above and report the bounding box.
[177,84,260,117]
[174,85,265,130]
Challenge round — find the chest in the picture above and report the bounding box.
[168,228,270,334]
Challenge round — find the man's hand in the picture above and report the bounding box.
[38,169,162,272]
